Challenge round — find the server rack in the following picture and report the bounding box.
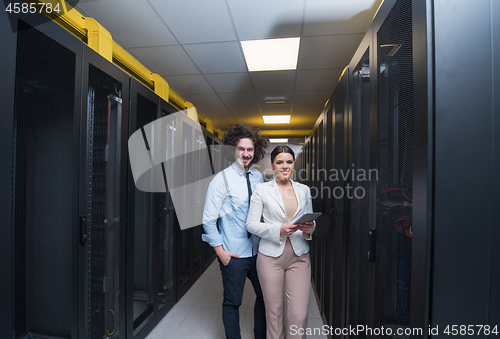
[3,15,83,339]
[202,129,220,271]
[321,103,334,328]
[2,9,220,339]
[175,115,207,299]
[126,77,162,338]
[80,42,131,339]
[296,0,500,337]
[346,45,371,334]
[428,0,499,330]
[157,99,179,320]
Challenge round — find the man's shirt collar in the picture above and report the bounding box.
[231,162,252,176]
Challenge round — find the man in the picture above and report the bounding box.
[202,123,269,339]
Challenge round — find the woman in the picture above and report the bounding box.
[246,145,315,339]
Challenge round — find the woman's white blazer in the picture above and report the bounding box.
[246,178,314,258]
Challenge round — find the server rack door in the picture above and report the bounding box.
[310,129,319,296]
[127,78,160,338]
[80,46,130,339]
[0,10,16,335]
[201,131,218,271]
[175,115,206,298]
[430,0,499,330]
[175,119,194,298]
[331,72,349,333]
[6,16,82,339]
[347,48,372,335]
[314,120,325,315]
[321,104,335,326]
[157,101,179,319]
[373,0,414,333]
[192,127,207,280]
[202,134,214,271]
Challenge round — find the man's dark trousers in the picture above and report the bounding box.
[219,255,266,339]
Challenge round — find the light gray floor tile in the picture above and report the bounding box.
[308,286,322,319]
[305,317,329,339]
[146,304,192,338]
[240,310,254,339]
[146,260,325,339]
[174,306,225,339]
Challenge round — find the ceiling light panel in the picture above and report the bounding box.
[270,138,289,143]
[241,37,300,72]
[263,115,291,124]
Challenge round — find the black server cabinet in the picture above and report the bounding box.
[330,71,350,331]
[346,45,372,334]
[175,115,205,299]
[371,0,415,333]
[126,78,161,339]
[314,117,326,319]
[310,127,320,303]
[321,104,334,328]
[192,125,205,282]
[2,15,83,339]
[202,129,219,271]
[79,43,130,339]
[427,0,500,331]
[157,99,179,320]
[301,0,500,337]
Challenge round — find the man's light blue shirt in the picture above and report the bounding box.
[202,163,263,258]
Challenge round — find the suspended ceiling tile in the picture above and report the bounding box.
[293,90,333,106]
[303,0,382,36]
[129,45,199,76]
[228,106,261,117]
[210,116,238,129]
[227,0,304,40]
[205,73,254,93]
[184,42,247,73]
[292,104,325,117]
[76,0,177,48]
[198,106,231,118]
[183,93,225,107]
[298,34,365,69]
[219,92,258,106]
[289,116,316,129]
[234,116,266,129]
[249,70,296,92]
[162,74,214,95]
[149,0,236,44]
[295,69,341,90]
[260,105,292,115]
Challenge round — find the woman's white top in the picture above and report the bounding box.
[246,178,315,258]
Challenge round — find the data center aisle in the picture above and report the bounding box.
[146,260,327,339]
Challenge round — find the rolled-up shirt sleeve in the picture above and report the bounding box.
[202,175,225,247]
[246,185,282,244]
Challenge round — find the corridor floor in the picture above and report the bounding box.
[146,260,327,339]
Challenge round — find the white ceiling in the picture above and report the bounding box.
[75,0,383,138]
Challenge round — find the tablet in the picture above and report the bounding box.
[291,212,322,224]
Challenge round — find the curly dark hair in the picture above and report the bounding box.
[222,123,269,165]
